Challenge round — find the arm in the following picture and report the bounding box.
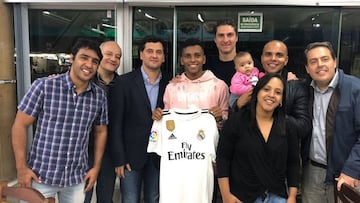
[209,81,230,122]
[163,85,171,109]
[218,177,242,203]
[218,81,230,120]
[286,81,312,139]
[217,115,238,177]
[233,89,252,111]
[108,79,127,172]
[338,85,360,188]
[84,125,107,192]
[217,114,239,201]
[286,126,300,203]
[11,110,40,187]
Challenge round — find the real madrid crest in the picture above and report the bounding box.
[197,129,205,140]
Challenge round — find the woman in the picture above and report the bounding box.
[217,73,299,203]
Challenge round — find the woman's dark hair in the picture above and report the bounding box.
[248,73,287,136]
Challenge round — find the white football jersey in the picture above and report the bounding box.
[148,108,219,203]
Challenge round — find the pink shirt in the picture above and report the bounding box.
[229,67,265,95]
[163,70,229,120]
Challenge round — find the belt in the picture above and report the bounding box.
[310,160,327,169]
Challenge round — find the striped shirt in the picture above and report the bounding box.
[18,72,108,187]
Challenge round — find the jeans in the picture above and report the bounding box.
[84,149,116,203]
[31,181,85,203]
[120,159,160,203]
[253,191,286,203]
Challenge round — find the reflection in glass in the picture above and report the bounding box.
[29,9,116,81]
[176,7,339,79]
[133,7,174,79]
[131,6,358,79]
[340,9,360,77]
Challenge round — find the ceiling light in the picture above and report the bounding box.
[197,13,204,23]
[91,28,105,35]
[102,23,116,29]
[145,13,157,20]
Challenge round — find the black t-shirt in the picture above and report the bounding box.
[204,55,235,87]
[205,54,263,88]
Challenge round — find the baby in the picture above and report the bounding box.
[230,51,264,95]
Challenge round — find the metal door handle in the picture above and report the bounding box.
[0,80,16,84]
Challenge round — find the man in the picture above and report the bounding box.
[202,19,238,203]
[108,36,169,203]
[204,18,238,86]
[11,38,108,202]
[162,38,229,120]
[301,41,360,203]
[233,40,311,140]
[151,37,229,203]
[205,18,263,88]
[85,41,121,203]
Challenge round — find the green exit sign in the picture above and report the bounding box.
[238,13,263,32]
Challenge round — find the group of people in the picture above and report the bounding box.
[10,18,359,203]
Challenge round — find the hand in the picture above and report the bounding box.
[236,89,252,109]
[115,164,132,178]
[335,173,359,191]
[115,166,125,178]
[209,106,223,122]
[47,74,59,78]
[152,107,163,121]
[170,75,182,83]
[287,72,298,81]
[17,166,40,187]
[83,167,100,192]
[222,192,242,203]
[287,187,298,203]
[286,195,297,203]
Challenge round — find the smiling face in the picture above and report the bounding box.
[214,25,238,56]
[140,42,165,71]
[69,47,100,85]
[256,77,284,113]
[99,41,121,72]
[181,45,206,80]
[261,41,288,74]
[305,46,337,90]
[234,53,254,76]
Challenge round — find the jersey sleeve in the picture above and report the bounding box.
[147,119,163,156]
[208,114,220,163]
